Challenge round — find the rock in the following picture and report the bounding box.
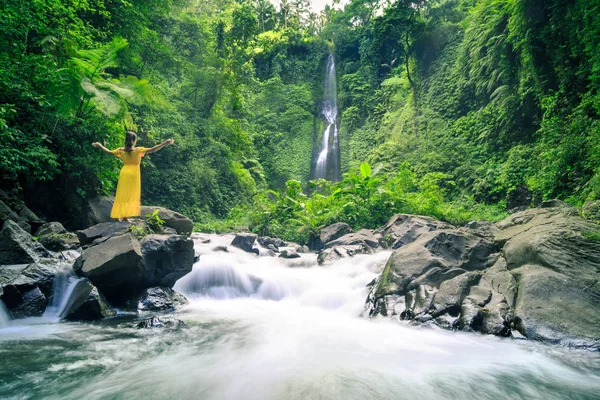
[434,313,460,330]
[484,207,600,343]
[0,220,51,265]
[86,196,114,225]
[0,262,63,303]
[325,229,382,250]
[0,200,20,223]
[135,316,188,329]
[258,237,287,250]
[140,206,193,235]
[372,229,496,299]
[19,206,45,226]
[279,249,300,259]
[73,233,143,302]
[430,272,481,317]
[35,222,68,237]
[320,222,353,245]
[76,221,131,246]
[498,208,600,286]
[136,286,188,312]
[287,243,310,253]
[7,287,46,318]
[511,264,600,348]
[0,190,24,213]
[380,214,454,249]
[38,233,81,251]
[506,185,532,210]
[212,245,229,252]
[404,285,437,317]
[317,244,373,265]
[231,233,258,253]
[162,227,178,235]
[481,257,517,306]
[17,221,32,234]
[61,279,116,321]
[541,199,573,209]
[582,200,600,221]
[74,232,194,305]
[140,235,195,287]
[365,206,600,346]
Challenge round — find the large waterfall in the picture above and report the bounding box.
[312,54,341,181]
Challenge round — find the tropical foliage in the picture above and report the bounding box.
[1,0,599,235]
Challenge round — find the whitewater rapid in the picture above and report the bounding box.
[1,234,599,400]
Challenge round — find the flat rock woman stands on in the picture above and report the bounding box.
[92,131,174,222]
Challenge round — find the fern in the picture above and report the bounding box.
[54,37,163,121]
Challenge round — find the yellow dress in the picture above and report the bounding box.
[110,147,147,219]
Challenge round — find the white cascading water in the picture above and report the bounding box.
[1,234,600,399]
[0,299,10,328]
[313,54,341,181]
[43,263,86,320]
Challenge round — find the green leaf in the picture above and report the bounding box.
[360,162,372,178]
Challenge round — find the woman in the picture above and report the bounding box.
[92,131,174,222]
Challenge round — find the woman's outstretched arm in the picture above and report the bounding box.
[145,138,174,154]
[92,142,117,156]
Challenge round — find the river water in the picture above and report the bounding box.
[1,235,599,400]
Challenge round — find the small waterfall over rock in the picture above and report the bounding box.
[43,264,86,319]
[0,300,10,328]
[312,54,341,181]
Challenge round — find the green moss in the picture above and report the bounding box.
[582,230,600,242]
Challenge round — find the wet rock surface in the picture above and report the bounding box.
[74,232,194,305]
[137,286,188,312]
[365,207,600,349]
[135,316,188,329]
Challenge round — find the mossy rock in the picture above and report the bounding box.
[38,233,80,251]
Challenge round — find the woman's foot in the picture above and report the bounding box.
[124,218,132,223]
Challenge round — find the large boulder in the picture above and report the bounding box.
[60,279,116,321]
[511,265,600,347]
[0,261,61,319]
[76,222,131,246]
[379,214,454,249]
[140,206,193,236]
[7,287,46,318]
[366,205,600,348]
[73,232,194,305]
[86,196,115,225]
[38,233,80,252]
[0,220,51,265]
[140,234,196,288]
[493,206,600,347]
[73,233,143,302]
[320,223,353,246]
[325,229,383,250]
[371,229,496,300]
[231,233,258,253]
[35,222,68,237]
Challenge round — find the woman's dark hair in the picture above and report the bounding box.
[124,131,137,152]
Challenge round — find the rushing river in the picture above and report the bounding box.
[1,235,599,400]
